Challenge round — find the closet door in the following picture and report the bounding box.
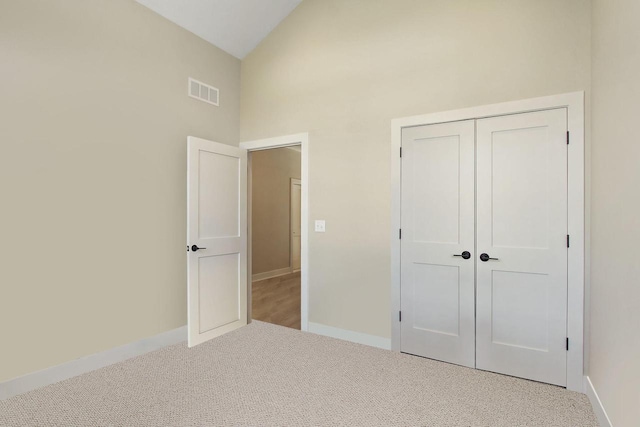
[400,120,475,368]
[475,109,568,386]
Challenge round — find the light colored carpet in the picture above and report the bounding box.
[0,321,597,426]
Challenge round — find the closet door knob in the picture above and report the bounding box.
[453,251,471,260]
[191,245,206,252]
[480,253,498,262]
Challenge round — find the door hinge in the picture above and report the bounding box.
[567,235,570,248]
[400,147,403,157]
[399,229,402,239]
[566,337,569,351]
[399,311,402,322]
[566,131,570,145]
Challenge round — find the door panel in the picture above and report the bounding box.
[291,179,302,271]
[412,135,462,244]
[412,263,460,336]
[198,151,240,238]
[187,136,247,347]
[490,126,551,249]
[490,270,549,350]
[476,109,568,386]
[198,253,240,333]
[400,120,475,368]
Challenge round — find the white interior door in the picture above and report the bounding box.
[475,109,568,386]
[187,136,247,347]
[400,120,476,368]
[290,179,302,272]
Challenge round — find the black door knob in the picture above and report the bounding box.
[453,251,471,260]
[480,253,499,262]
[191,245,206,252]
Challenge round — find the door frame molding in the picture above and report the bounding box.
[240,133,310,331]
[290,178,302,273]
[390,92,585,392]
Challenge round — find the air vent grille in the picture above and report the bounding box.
[188,77,219,106]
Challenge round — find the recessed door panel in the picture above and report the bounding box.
[412,263,460,336]
[412,135,461,244]
[491,270,549,351]
[491,126,550,249]
[199,151,240,239]
[476,109,568,386]
[198,253,240,333]
[400,120,475,368]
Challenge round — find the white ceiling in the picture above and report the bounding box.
[136,0,302,59]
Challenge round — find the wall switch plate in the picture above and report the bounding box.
[315,220,326,232]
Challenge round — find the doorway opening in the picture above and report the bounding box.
[247,143,304,330]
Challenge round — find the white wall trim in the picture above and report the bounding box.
[308,322,391,350]
[0,325,187,401]
[584,376,613,427]
[252,266,293,282]
[390,92,586,392]
[240,132,310,331]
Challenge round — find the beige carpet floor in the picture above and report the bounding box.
[0,321,597,426]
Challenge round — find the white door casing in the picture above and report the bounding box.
[400,120,476,368]
[291,178,302,272]
[475,109,568,386]
[187,136,247,347]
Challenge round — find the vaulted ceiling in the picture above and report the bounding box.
[136,0,302,59]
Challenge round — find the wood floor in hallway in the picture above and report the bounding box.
[251,271,301,330]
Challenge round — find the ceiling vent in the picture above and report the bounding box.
[188,77,219,106]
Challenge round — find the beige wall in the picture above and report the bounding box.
[0,0,240,383]
[241,0,591,339]
[590,0,640,425]
[251,148,301,275]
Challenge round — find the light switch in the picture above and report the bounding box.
[315,220,326,232]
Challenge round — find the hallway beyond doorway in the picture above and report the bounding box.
[252,272,301,330]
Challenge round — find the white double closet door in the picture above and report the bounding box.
[400,109,568,386]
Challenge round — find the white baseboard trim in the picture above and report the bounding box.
[252,266,292,282]
[0,325,187,401]
[308,322,391,350]
[584,375,613,427]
